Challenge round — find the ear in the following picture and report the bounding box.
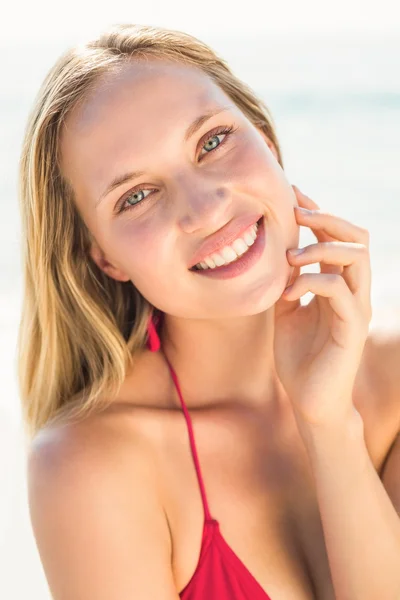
[89,240,130,283]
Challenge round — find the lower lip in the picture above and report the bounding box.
[190,216,266,280]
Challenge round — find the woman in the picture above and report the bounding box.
[18,23,400,600]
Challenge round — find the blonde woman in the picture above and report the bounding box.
[18,24,400,600]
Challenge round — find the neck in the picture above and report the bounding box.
[158,306,287,412]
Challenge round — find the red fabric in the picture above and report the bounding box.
[146,311,161,352]
[163,352,273,599]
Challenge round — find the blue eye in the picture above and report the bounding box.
[115,124,237,214]
[198,127,232,157]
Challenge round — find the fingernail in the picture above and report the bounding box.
[288,247,305,255]
[295,206,312,215]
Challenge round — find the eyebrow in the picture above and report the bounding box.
[96,106,231,206]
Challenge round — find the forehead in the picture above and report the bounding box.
[72,59,228,130]
[60,59,236,196]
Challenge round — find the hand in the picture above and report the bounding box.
[273,185,372,428]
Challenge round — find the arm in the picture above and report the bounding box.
[27,425,180,600]
[295,404,400,600]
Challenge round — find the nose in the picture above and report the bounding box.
[177,184,233,234]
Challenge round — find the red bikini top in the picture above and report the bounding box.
[162,351,274,599]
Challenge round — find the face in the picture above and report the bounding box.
[60,58,299,319]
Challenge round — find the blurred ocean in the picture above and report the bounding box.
[1,31,399,598]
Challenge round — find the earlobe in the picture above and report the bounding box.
[89,242,130,282]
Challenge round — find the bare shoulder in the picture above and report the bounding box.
[363,327,400,422]
[352,327,400,474]
[27,411,178,599]
[28,408,158,490]
[364,327,400,515]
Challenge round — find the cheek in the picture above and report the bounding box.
[226,134,283,194]
[110,218,172,280]
[224,140,290,228]
[230,135,299,245]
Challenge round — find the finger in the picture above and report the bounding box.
[294,207,370,248]
[292,185,320,209]
[292,187,370,290]
[287,242,372,316]
[282,272,365,338]
[292,200,343,275]
[292,186,369,249]
[292,187,340,260]
[292,188,350,252]
[293,221,343,276]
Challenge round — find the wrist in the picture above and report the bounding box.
[293,405,365,457]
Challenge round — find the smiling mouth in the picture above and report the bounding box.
[190,216,263,271]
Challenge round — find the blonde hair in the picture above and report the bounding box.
[17,23,285,441]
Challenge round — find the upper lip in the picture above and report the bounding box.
[188,213,263,269]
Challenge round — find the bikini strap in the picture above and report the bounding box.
[163,352,213,522]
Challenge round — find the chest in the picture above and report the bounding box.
[158,375,397,599]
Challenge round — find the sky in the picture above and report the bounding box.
[4,0,399,43]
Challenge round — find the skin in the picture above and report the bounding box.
[60,57,301,412]
[31,57,400,600]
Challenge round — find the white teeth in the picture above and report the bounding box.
[243,232,255,246]
[220,246,238,263]
[203,257,215,269]
[250,227,257,240]
[211,253,226,267]
[195,221,260,270]
[231,237,250,256]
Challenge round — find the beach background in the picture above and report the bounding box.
[1,3,399,597]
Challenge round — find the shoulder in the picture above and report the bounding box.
[27,347,177,492]
[365,327,400,516]
[27,413,177,598]
[363,327,400,428]
[350,328,400,472]
[27,405,162,498]
[27,401,173,534]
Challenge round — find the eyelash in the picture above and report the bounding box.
[115,124,238,214]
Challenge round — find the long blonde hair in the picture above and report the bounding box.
[17,23,285,441]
